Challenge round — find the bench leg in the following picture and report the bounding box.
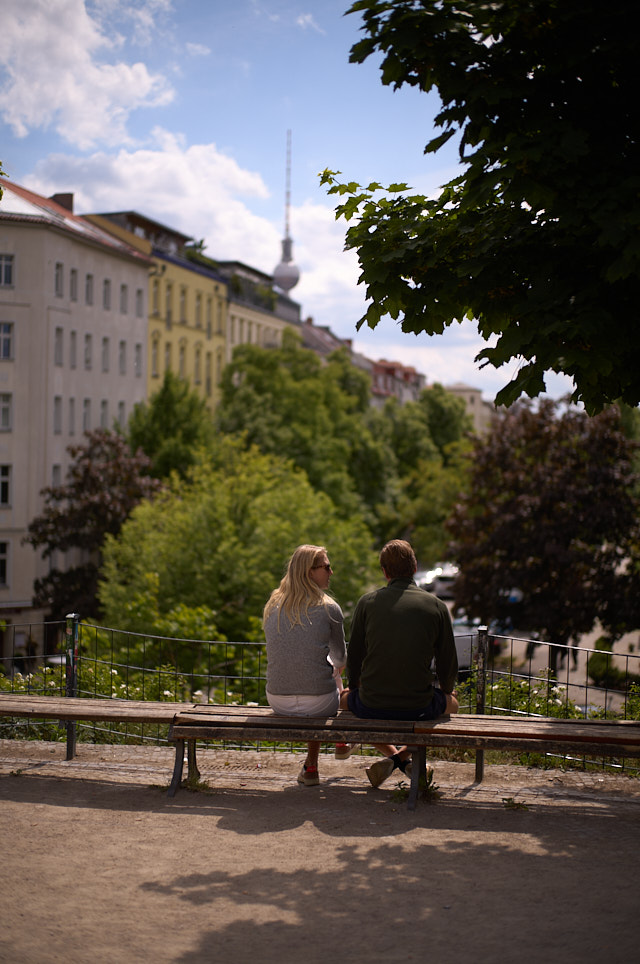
[168,738,185,797]
[187,739,200,784]
[407,746,426,811]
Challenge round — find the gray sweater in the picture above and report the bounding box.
[264,598,346,696]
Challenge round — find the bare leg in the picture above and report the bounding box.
[305,740,321,767]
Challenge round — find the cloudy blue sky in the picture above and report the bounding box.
[1,0,572,400]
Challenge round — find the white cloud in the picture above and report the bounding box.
[0,0,174,148]
[296,14,325,34]
[23,131,278,263]
[185,42,211,57]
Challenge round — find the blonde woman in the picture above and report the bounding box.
[263,545,347,786]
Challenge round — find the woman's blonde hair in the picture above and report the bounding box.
[263,544,331,629]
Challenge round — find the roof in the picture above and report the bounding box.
[0,183,153,265]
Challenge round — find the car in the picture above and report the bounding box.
[416,562,459,599]
[452,614,481,679]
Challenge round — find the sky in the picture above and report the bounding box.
[1,0,573,402]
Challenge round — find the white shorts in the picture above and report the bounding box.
[266,687,340,717]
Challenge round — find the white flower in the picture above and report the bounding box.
[163,690,173,697]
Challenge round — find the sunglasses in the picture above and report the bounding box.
[311,564,332,572]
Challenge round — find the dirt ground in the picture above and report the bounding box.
[1,739,639,964]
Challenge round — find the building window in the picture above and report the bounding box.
[152,279,159,316]
[70,268,78,302]
[82,398,91,432]
[101,336,110,372]
[151,335,159,377]
[55,262,64,298]
[119,340,126,375]
[0,255,13,287]
[206,297,212,338]
[0,322,14,360]
[165,284,173,328]
[85,274,94,305]
[54,327,64,366]
[84,333,92,370]
[70,330,77,369]
[100,399,108,428]
[117,401,126,427]
[53,396,63,434]
[135,288,144,318]
[164,342,172,372]
[0,541,8,586]
[217,299,223,335]
[194,345,202,384]
[216,348,223,386]
[134,343,142,377]
[69,397,75,436]
[119,283,128,315]
[0,465,11,506]
[0,393,12,431]
[180,287,187,323]
[52,465,62,487]
[206,352,212,396]
[195,293,202,328]
[178,340,186,377]
[103,278,111,310]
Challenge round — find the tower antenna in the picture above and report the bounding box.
[273,129,300,293]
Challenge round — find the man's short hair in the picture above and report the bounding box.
[380,540,417,579]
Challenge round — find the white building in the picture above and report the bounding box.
[0,183,152,650]
[444,381,496,434]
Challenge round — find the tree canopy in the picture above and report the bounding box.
[323,0,640,413]
[446,401,640,670]
[24,430,161,620]
[99,438,378,641]
[215,332,471,550]
[127,371,215,479]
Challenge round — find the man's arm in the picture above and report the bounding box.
[346,598,367,689]
[435,606,458,693]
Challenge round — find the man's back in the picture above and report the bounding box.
[347,577,458,710]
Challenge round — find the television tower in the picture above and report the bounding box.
[273,129,300,293]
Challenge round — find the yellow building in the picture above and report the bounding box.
[85,213,228,413]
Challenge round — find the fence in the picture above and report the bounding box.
[1,616,639,772]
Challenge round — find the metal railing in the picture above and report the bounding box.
[1,617,639,772]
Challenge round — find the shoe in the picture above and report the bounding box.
[334,742,361,760]
[365,757,394,788]
[297,764,319,786]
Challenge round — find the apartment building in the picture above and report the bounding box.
[85,212,228,413]
[216,260,301,364]
[0,183,152,641]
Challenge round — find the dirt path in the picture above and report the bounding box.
[1,740,639,964]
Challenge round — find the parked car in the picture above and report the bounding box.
[452,614,480,680]
[416,562,459,599]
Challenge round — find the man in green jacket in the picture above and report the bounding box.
[342,540,459,787]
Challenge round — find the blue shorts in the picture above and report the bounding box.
[347,687,447,721]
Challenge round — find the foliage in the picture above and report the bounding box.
[323,0,640,413]
[0,160,7,199]
[216,331,380,519]
[458,671,583,719]
[446,401,640,672]
[99,436,377,640]
[127,371,215,479]
[395,441,471,565]
[626,683,640,721]
[216,334,471,545]
[24,429,161,621]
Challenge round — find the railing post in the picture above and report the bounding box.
[475,625,488,782]
[65,613,80,760]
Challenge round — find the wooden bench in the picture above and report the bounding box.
[2,694,640,810]
[167,704,640,809]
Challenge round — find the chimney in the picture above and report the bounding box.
[50,193,74,213]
